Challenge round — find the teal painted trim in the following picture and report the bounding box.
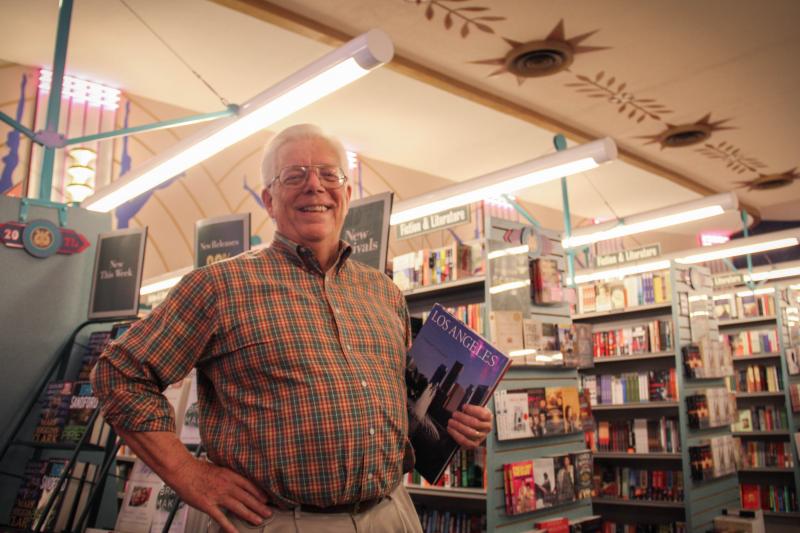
[741,210,755,289]
[39,0,74,201]
[18,197,69,225]
[554,134,576,287]
[64,105,238,146]
[0,111,37,141]
[502,194,540,229]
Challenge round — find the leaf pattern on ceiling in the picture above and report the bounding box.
[415,0,505,38]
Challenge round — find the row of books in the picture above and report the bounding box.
[594,464,683,503]
[422,303,485,335]
[790,383,800,412]
[577,270,671,315]
[686,388,737,429]
[682,339,734,379]
[726,364,783,393]
[503,451,592,516]
[592,320,673,358]
[595,417,680,454]
[583,370,677,406]
[713,292,775,321]
[414,507,484,533]
[32,380,110,446]
[739,440,794,468]
[392,242,476,291]
[732,405,789,432]
[9,458,97,531]
[720,328,780,356]
[530,257,564,305]
[740,483,798,513]
[489,310,593,367]
[494,387,592,441]
[689,435,740,481]
[403,448,486,489]
[599,523,686,533]
[534,516,603,533]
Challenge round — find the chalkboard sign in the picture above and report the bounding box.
[88,227,147,319]
[341,192,393,272]
[194,213,251,268]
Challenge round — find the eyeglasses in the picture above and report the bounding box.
[270,165,348,189]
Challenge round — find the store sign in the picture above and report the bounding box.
[0,219,89,258]
[596,244,661,268]
[341,192,393,272]
[396,206,471,240]
[89,227,147,319]
[712,272,744,288]
[195,213,251,268]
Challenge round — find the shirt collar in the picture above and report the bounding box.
[271,232,352,274]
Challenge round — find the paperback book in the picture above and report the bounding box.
[407,304,512,483]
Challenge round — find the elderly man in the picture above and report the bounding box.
[92,124,493,533]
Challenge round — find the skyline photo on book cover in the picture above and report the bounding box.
[406,303,511,483]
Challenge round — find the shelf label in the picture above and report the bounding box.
[596,244,660,268]
[712,272,744,288]
[396,206,470,240]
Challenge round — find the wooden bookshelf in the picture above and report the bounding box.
[718,316,776,328]
[592,497,685,509]
[572,302,672,321]
[738,466,795,473]
[592,401,679,411]
[732,352,781,363]
[733,430,790,438]
[403,276,484,300]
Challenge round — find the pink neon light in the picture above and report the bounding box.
[700,233,731,247]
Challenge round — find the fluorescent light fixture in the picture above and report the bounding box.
[84,30,393,212]
[487,245,529,260]
[390,138,617,225]
[688,294,708,302]
[572,259,671,284]
[746,266,800,282]
[563,192,738,249]
[140,266,192,295]
[676,229,799,264]
[489,279,530,294]
[509,349,537,357]
[39,69,121,110]
[736,287,775,297]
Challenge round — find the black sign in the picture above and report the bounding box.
[89,227,147,319]
[341,192,393,272]
[194,213,251,268]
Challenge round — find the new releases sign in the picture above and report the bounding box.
[195,213,251,268]
[89,227,147,319]
[396,206,471,240]
[341,192,393,272]
[596,244,661,268]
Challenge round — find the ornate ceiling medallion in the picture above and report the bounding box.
[737,169,799,191]
[638,114,735,149]
[470,19,609,85]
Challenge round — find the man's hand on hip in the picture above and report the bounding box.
[446,404,493,449]
[171,457,272,533]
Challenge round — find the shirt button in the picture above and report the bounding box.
[367,473,373,480]
[346,344,352,350]
[361,380,367,388]
[369,427,375,436]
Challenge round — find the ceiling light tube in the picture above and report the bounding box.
[676,229,799,264]
[746,265,800,282]
[572,259,671,284]
[83,29,393,212]
[736,287,776,297]
[390,137,617,226]
[563,192,738,249]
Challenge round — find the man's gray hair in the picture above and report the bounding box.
[260,124,348,190]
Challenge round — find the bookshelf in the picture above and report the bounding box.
[575,263,741,533]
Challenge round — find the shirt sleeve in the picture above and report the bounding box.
[91,268,217,433]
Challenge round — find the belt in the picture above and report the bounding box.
[297,497,385,515]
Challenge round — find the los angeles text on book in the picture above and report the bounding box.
[406,304,512,483]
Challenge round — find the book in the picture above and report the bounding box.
[489,310,524,357]
[505,460,535,515]
[545,388,566,434]
[573,323,593,368]
[179,370,201,445]
[32,381,74,443]
[553,454,576,504]
[533,457,555,509]
[8,459,48,529]
[407,304,511,483]
[573,451,593,499]
[531,258,563,305]
[494,390,533,441]
[62,381,99,444]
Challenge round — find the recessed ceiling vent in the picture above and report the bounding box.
[505,40,574,78]
[738,170,800,191]
[662,124,711,148]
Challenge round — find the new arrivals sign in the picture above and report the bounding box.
[341,192,393,272]
[88,227,147,319]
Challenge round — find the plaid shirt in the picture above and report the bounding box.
[92,233,411,508]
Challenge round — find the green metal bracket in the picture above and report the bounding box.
[554,134,577,286]
[64,105,238,146]
[19,198,70,227]
[0,111,37,142]
[741,210,756,290]
[501,194,541,230]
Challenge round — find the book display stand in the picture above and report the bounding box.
[0,319,122,532]
[575,264,741,532]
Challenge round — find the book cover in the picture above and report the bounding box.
[8,459,48,529]
[494,390,533,441]
[407,304,512,483]
[506,460,535,515]
[531,258,562,305]
[573,451,593,499]
[62,381,99,444]
[33,381,74,443]
[528,388,548,437]
[533,457,555,508]
[489,310,524,356]
[553,454,576,504]
[561,387,581,433]
[573,323,594,368]
[558,324,577,367]
[32,459,69,532]
[544,388,566,434]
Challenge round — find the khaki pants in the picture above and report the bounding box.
[198,483,423,533]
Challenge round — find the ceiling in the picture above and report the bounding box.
[1,0,799,244]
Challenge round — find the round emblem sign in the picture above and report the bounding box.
[22,219,63,258]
